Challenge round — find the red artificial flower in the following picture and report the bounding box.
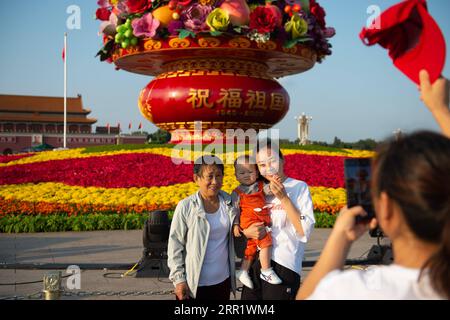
[310,0,326,29]
[125,0,152,14]
[249,6,279,34]
[96,7,111,21]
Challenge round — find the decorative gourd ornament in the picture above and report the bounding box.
[153,5,176,28]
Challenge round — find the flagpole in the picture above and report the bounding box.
[63,32,67,149]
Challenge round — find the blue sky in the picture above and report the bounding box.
[0,0,449,142]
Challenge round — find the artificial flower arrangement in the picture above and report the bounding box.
[96,0,335,63]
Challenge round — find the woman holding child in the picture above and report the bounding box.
[167,141,315,301]
[237,140,316,300]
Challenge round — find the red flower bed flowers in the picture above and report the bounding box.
[0,153,193,188]
[0,154,34,164]
[284,154,345,188]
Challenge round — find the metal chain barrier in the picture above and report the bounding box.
[1,288,174,300]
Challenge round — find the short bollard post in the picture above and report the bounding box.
[43,271,62,300]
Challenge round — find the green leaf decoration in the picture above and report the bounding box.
[296,37,313,43]
[178,29,191,39]
[283,37,313,49]
[210,30,222,36]
[178,29,196,39]
[283,39,298,49]
[95,39,115,62]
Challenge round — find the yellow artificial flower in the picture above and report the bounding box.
[206,8,230,32]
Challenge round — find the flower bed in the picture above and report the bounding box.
[0,154,34,164]
[0,145,374,232]
[0,153,193,188]
[284,153,345,188]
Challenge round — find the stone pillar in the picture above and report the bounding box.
[296,113,313,146]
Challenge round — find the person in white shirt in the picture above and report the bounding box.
[297,72,450,300]
[240,139,315,300]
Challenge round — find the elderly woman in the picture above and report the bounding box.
[240,139,316,300]
[167,155,237,300]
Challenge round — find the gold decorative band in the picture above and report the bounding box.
[198,37,221,48]
[168,38,191,48]
[161,58,270,79]
[155,121,272,132]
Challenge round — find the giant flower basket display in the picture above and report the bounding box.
[97,0,335,142]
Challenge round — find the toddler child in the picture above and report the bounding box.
[232,155,282,289]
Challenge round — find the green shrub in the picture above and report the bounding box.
[0,213,149,233]
[314,212,337,228]
[0,210,336,233]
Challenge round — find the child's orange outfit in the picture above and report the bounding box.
[234,181,272,260]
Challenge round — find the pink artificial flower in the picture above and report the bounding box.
[97,0,110,8]
[99,12,118,36]
[132,13,160,38]
[323,27,336,38]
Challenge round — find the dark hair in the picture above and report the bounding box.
[233,154,268,183]
[193,155,224,177]
[253,138,284,161]
[372,131,450,298]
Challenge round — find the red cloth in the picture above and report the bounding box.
[235,182,272,260]
[360,0,446,85]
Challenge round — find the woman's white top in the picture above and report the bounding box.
[267,177,315,275]
[198,201,230,286]
[308,264,444,300]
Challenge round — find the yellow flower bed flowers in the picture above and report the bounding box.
[0,182,345,215]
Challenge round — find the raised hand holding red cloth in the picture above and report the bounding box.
[360,0,446,85]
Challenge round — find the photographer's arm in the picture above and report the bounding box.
[296,206,377,300]
[419,70,450,138]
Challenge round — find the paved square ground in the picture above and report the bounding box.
[0,229,389,300]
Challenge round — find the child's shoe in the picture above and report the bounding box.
[260,268,282,285]
[238,270,254,289]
